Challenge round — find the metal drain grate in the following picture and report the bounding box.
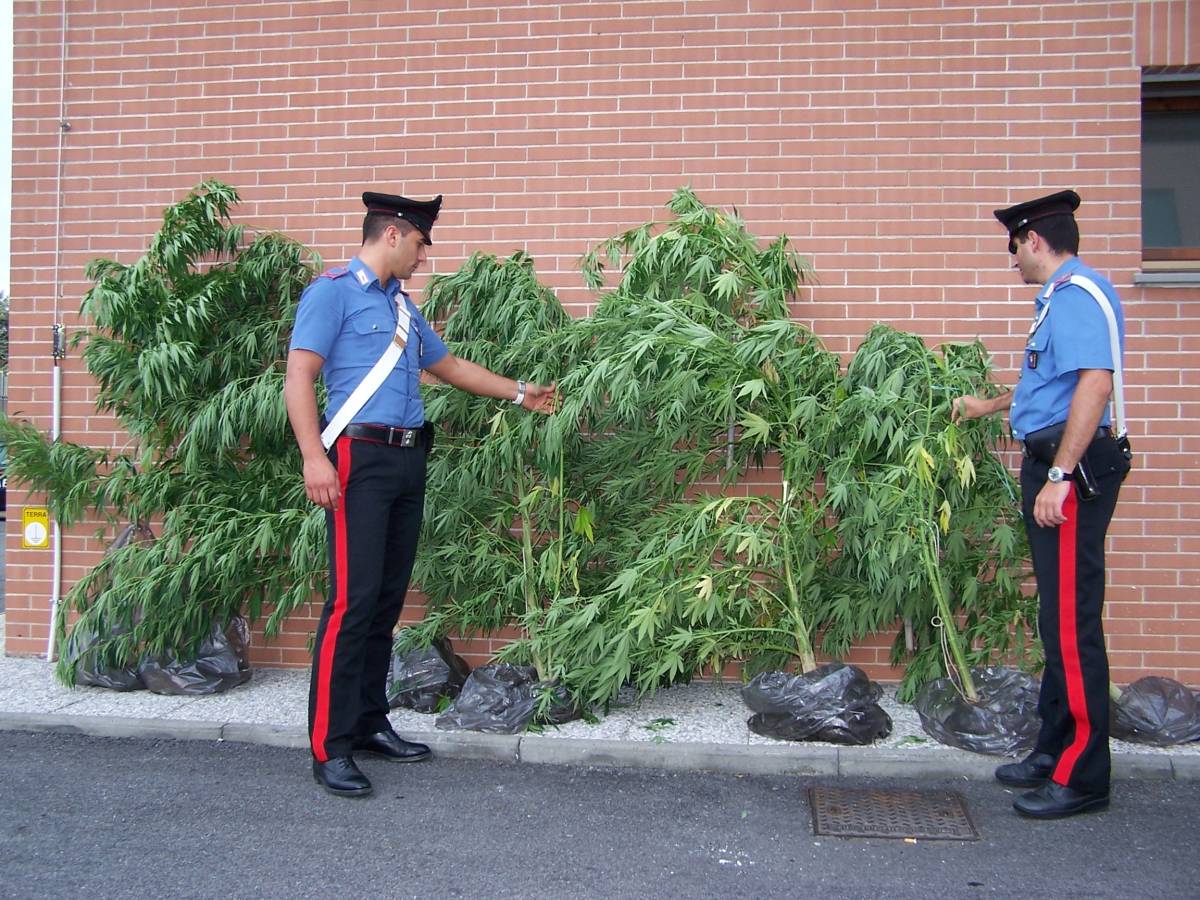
[809,786,979,841]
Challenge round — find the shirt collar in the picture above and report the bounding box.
[348,257,401,297]
[1038,256,1081,303]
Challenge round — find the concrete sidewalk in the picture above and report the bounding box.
[2,616,1197,781]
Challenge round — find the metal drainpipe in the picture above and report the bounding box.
[46,327,64,659]
[45,1,70,660]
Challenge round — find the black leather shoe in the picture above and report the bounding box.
[995,751,1056,788]
[312,756,372,797]
[1013,781,1109,819]
[352,730,431,763]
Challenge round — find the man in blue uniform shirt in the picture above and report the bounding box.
[954,189,1132,819]
[285,191,556,797]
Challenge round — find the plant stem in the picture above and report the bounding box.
[557,449,564,598]
[515,466,546,679]
[781,547,817,673]
[919,529,977,701]
[778,484,817,673]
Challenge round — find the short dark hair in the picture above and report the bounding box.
[1019,213,1079,255]
[362,212,416,245]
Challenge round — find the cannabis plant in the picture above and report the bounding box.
[822,325,1036,701]
[509,191,842,701]
[401,252,585,679]
[531,486,845,707]
[581,187,804,326]
[1,181,324,681]
[403,190,837,697]
[522,310,842,702]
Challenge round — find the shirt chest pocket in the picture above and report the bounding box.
[349,313,393,346]
[1025,327,1051,373]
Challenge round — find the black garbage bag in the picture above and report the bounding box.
[137,617,252,695]
[65,522,157,691]
[387,637,471,712]
[1112,676,1200,746]
[742,662,893,745]
[435,663,578,733]
[914,665,1041,755]
[66,622,145,691]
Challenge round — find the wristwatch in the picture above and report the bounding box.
[1047,466,1074,484]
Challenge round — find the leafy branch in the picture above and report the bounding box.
[0,180,322,682]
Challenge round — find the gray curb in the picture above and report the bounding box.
[427,731,522,763]
[518,736,839,776]
[0,712,224,742]
[220,722,308,749]
[1170,755,1200,780]
[1,711,1194,781]
[1115,752,1175,781]
[838,746,998,781]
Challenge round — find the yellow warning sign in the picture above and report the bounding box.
[22,508,50,549]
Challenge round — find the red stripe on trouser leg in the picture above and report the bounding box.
[309,437,353,762]
[1052,487,1089,785]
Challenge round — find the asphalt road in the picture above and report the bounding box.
[1,730,1197,899]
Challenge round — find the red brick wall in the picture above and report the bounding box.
[8,1,1200,685]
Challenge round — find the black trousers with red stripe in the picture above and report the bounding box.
[308,435,427,762]
[1020,435,1130,795]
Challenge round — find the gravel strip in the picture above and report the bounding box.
[2,615,1195,760]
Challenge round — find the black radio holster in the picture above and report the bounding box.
[1023,422,1126,503]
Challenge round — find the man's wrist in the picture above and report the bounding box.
[512,379,527,405]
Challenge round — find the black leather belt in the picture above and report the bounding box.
[341,423,425,448]
[1022,424,1111,460]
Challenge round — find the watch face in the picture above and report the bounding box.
[1048,466,1064,483]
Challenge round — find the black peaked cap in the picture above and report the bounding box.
[362,191,443,245]
[993,189,1080,237]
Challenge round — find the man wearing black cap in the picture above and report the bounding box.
[954,190,1132,819]
[285,192,557,797]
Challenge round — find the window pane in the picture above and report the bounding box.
[1142,73,1200,256]
[1143,110,1200,249]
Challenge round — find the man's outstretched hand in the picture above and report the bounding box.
[523,381,558,415]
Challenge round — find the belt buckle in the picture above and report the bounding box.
[401,429,416,448]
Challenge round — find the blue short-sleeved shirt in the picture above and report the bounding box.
[289,256,449,427]
[1009,257,1124,440]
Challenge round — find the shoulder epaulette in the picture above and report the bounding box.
[318,266,350,280]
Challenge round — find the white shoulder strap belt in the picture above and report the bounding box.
[320,298,413,450]
[1048,274,1127,439]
